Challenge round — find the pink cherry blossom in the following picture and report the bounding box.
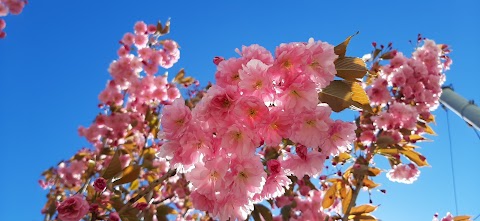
[232,95,269,129]
[271,42,307,82]
[386,163,420,184]
[187,157,229,195]
[161,98,191,140]
[238,59,275,102]
[225,156,266,197]
[305,38,338,88]
[215,57,245,88]
[323,120,357,154]
[277,74,318,112]
[213,193,253,221]
[220,123,260,156]
[57,160,86,187]
[57,195,90,221]
[282,145,327,177]
[236,44,274,65]
[258,107,293,146]
[289,105,331,148]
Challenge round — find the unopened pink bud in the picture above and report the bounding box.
[213,56,225,65]
[93,177,107,192]
[135,202,149,210]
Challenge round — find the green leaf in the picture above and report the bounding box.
[334,32,359,58]
[335,57,368,80]
[102,151,123,180]
[113,165,141,186]
[318,80,373,113]
[253,204,273,221]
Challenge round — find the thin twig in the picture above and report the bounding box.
[118,169,176,214]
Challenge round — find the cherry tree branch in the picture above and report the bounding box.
[118,169,177,215]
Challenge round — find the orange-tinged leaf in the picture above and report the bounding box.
[318,80,373,113]
[348,214,377,221]
[172,68,186,83]
[362,177,380,189]
[334,32,359,58]
[342,187,352,214]
[335,57,368,80]
[87,185,95,200]
[424,124,436,135]
[327,178,343,183]
[129,179,140,191]
[350,81,373,113]
[417,122,436,135]
[376,148,399,155]
[409,134,428,142]
[453,215,472,221]
[322,184,337,208]
[349,204,378,215]
[333,153,351,164]
[113,165,141,186]
[143,148,157,160]
[102,151,122,180]
[367,167,381,176]
[401,149,428,167]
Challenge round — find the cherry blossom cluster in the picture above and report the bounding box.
[160,39,357,220]
[39,21,187,221]
[0,0,26,38]
[79,21,181,151]
[361,39,451,184]
[432,212,455,221]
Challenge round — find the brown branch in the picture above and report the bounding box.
[118,169,176,215]
[342,142,377,221]
[342,176,364,221]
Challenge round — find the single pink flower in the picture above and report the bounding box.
[57,195,90,221]
[134,21,147,34]
[236,44,274,65]
[161,98,191,140]
[215,57,245,88]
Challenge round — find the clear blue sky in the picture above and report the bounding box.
[0,1,479,220]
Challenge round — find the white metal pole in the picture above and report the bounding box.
[439,86,480,131]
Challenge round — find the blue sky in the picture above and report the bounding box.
[0,1,479,220]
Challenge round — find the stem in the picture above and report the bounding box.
[118,169,176,215]
[342,176,364,221]
[90,213,97,221]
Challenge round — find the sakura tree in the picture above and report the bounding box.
[39,20,470,221]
